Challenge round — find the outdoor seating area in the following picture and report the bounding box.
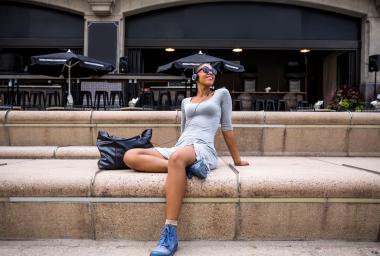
[0,75,194,111]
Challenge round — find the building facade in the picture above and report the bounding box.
[1,0,380,105]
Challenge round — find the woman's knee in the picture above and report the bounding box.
[169,149,195,168]
[123,148,140,168]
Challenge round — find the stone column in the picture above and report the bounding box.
[84,0,122,69]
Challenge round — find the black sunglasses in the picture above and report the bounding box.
[197,66,218,75]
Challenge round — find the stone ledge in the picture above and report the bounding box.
[1,111,379,156]
[222,156,380,198]
[1,157,379,199]
[0,157,379,241]
[92,111,177,124]
[93,158,238,198]
[0,159,97,197]
[6,111,92,124]
[0,146,57,158]
[55,146,100,159]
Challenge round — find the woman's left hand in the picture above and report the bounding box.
[234,160,250,166]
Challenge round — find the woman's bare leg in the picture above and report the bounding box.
[123,148,168,172]
[165,146,196,220]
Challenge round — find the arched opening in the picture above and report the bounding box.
[124,2,361,109]
[0,1,84,73]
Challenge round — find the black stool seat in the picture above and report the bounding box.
[94,91,109,110]
[110,91,124,107]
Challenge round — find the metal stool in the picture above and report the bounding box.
[17,91,31,109]
[277,100,288,111]
[174,91,186,109]
[46,91,61,107]
[109,91,124,107]
[0,91,9,105]
[297,100,309,108]
[265,99,276,111]
[94,91,109,110]
[158,91,171,110]
[30,91,45,109]
[140,91,154,108]
[255,99,265,111]
[79,91,93,108]
[233,99,242,111]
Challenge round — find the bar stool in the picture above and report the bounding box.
[109,91,124,107]
[79,91,92,108]
[174,91,186,109]
[94,91,109,110]
[140,91,154,108]
[0,91,9,105]
[255,99,265,111]
[277,99,288,111]
[233,99,242,111]
[265,99,276,111]
[159,91,171,110]
[46,91,61,107]
[17,91,31,109]
[30,91,45,109]
[297,100,309,108]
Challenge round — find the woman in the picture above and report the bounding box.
[123,63,249,256]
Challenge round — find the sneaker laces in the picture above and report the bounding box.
[157,225,171,247]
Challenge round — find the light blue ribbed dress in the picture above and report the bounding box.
[155,88,233,170]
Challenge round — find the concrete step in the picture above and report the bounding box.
[0,240,379,256]
[2,111,380,156]
[0,157,379,241]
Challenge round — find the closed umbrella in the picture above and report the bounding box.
[29,49,114,107]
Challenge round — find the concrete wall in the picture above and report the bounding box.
[1,110,380,157]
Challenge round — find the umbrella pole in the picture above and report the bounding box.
[66,62,74,108]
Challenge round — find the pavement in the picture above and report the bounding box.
[0,240,379,256]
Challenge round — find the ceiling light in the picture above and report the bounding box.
[300,48,311,53]
[233,48,243,53]
[165,48,175,52]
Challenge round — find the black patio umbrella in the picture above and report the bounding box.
[157,51,245,76]
[29,49,114,107]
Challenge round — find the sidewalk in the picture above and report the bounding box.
[0,240,379,256]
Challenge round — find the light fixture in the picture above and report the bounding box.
[165,48,175,52]
[300,48,311,53]
[233,48,243,53]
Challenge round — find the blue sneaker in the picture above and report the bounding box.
[150,224,178,256]
[186,159,209,179]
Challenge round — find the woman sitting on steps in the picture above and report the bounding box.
[123,63,249,256]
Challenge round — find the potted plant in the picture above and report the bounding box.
[327,85,364,111]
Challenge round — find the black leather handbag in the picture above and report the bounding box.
[96,129,153,170]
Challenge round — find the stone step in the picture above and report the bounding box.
[2,110,380,156]
[0,157,379,241]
